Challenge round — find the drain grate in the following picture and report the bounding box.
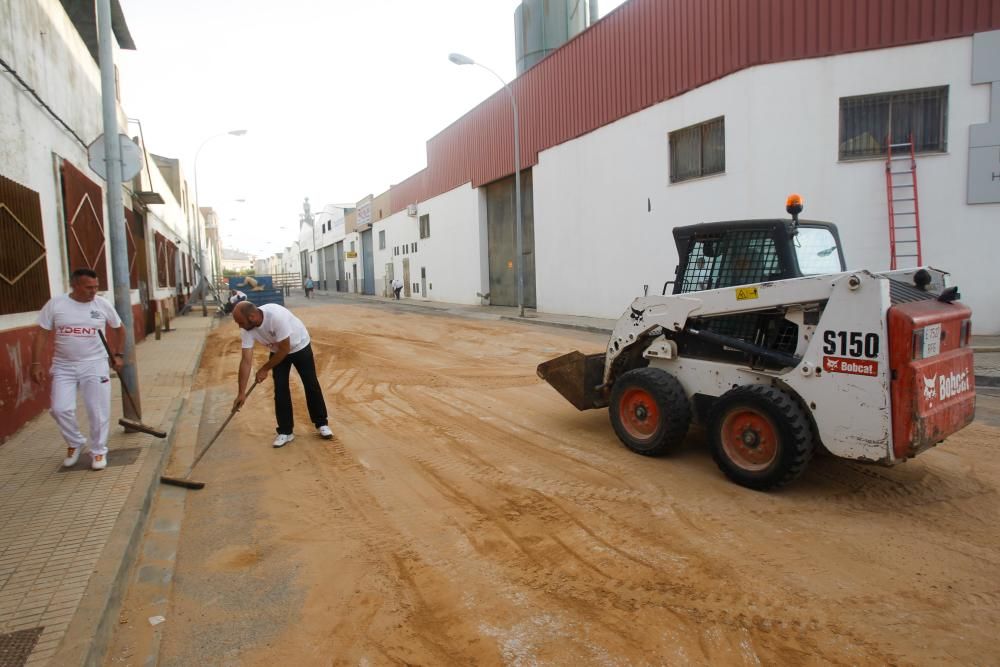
[0,627,43,667]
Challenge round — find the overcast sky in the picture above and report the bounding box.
[118,0,627,257]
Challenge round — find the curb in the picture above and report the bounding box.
[499,315,613,336]
[976,374,1000,388]
[973,346,1000,353]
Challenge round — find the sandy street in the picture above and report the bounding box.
[123,301,999,665]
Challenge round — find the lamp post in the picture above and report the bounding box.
[193,129,247,316]
[449,52,524,317]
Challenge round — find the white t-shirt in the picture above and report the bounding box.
[391,278,402,289]
[239,304,310,354]
[37,294,122,365]
[229,290,247,304]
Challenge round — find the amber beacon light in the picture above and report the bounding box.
[785,193,803,223]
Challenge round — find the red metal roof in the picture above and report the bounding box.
[391,0,1000,213]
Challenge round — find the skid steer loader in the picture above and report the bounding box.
[538,195,976,490]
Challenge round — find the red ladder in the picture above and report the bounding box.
[884,134,923,270]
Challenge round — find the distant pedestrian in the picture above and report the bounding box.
[231,301,334,448]
[391,277,403,300]
[304,276,314,298]
[30,268,125,471]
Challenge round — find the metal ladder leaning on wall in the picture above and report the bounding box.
[884,134,924,270]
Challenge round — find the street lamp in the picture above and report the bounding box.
[193,129,247,315]
[449,52,525,317]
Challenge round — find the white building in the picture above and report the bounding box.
[367,3,1000,333]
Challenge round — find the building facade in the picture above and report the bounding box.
[371,0,1000,332]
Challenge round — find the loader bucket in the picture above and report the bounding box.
[536,351,608,411]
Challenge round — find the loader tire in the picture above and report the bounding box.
[609,368,691,456]
[709,385,815,491]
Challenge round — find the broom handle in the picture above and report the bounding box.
[97,329,142,419]
[189,381,259,471]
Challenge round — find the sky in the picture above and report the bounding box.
[117,0,627,258]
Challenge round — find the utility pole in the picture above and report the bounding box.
[97,0,140,420]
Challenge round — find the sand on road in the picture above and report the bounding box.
[142,303,999,665]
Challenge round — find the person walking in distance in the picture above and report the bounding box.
[30,268,125,470]
[231,301,333,447]
[391,276,403,300]
[304,276,314,299]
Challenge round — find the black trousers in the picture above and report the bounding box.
[271,344,328,435]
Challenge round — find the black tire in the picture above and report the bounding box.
[708,385,815,490]
[608,368,691,456]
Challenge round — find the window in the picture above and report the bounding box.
[378,230,385,250]
[839,86,947,160]
[419,214,430,239]
[412,241,418,253]
[669,116,725,183]
[350,241,355,252]
[794,227,843,275]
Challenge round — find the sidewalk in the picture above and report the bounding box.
[308,288,1000,385]
[0,314,212,667]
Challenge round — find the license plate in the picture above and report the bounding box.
[923,323,941,358]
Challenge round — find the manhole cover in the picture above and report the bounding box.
[0,627,43,667]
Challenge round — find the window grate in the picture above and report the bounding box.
[839,86,947,159]
[669,116,725,183]
[679,230,781,293]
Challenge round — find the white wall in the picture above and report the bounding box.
[533,36,1000,332]
[376,184,484,304]
[0,0,130,330]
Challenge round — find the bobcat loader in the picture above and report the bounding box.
[538,196,976,490]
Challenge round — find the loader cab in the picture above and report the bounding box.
[671,219,846,295]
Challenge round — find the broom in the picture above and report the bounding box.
[160,380,259,490]
[97,330,167,438]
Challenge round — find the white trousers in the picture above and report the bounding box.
[49,359,111,456]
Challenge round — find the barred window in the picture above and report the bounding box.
[669,116,725,183]
[378,230,386,250]
[839,86,947,160]
[419,214,430,239]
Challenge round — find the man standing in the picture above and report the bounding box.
[231,301,333,447]
[304,276,314,299]
[391,277,403,300]
[30,268,125,470]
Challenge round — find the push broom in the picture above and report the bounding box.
[97,330,167,438]
[159,380,259,490]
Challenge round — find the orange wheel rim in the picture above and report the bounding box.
[720,409,779,471]
[618,388,660,441]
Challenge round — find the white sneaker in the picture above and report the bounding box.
[318,425,334,440]
[63,447,80,467]
[272,433,295,448]
[91,454,107,471]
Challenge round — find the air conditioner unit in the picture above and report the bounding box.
[406,204,418,217]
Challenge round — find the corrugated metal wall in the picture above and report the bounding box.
[392,0,1000,214]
